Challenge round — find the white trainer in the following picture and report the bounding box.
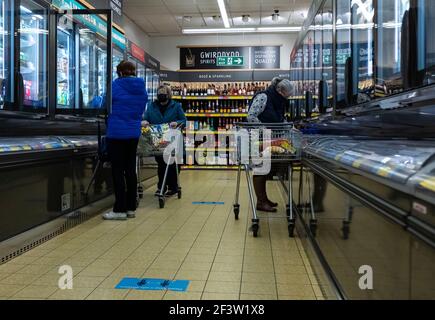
[102,211,127,221]
[127,211,136,218]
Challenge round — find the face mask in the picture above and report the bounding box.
[158,94,169,103]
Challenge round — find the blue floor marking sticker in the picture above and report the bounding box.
[192,201,225,205]
[115,278,190,292]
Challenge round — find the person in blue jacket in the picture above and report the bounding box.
[103,61,148,221]
[142,85,186,196]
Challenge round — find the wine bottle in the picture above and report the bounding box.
[242,83,246,95]
[238,83,242,95]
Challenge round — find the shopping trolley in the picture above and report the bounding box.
[233,123,302,237]
[138,124,183,209]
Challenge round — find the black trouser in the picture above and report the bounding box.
[107,138,139,213]
[155,156,178,192]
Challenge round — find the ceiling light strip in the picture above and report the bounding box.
[182,27,301,34]
[217,0,230,28]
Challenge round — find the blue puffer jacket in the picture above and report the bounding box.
[144,100,186,127]
[107,77,148,139]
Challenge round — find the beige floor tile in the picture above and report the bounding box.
[0,263,27,274]
[143,269,177,280]
[79,266,117,277]
[242,272,275,284]
[208,271,242,282]
[13,285,58,299]
[0,284,26,297]
[242,262,274,273]
[0,273,12,281]
[164,292,202,300]
[124,290,165,300]
[275,273,311,285]
[241,282,277,295]
[98,276,126,289]
[214,254,243,264]
[211,262,243,273]
[204,281,240,294]
[15,264,52,275]
[32,256,67,266]
[179,262,212,272]
[274,264,308,275]
[7,255,40,265]
[201,293,239,300]
[185,280,206,293]
[277,284,316,297]
[86,288,129,300]
[32,274,61,287]
[0,273,39,285]
[240,294,277,300]
[176,270,210,281]
[189,247,217,255]
[48,287,94,300]
[62,258,95,267]
[19,249,52,258]
[184,254,215,263]
[72,276,106,288]
[278,295,316,300]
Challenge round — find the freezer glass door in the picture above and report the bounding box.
[57,26,74,109]
[19,0,48,111]
[0,0,13,110]
[113,48,123,80]
[79,30,96,110]
[95,38,107,109]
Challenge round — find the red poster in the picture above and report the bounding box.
[131,43,145,63]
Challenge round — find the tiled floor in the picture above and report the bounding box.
[0,171,324,300]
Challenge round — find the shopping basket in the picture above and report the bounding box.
[233,122,302,237]
[138,124,183,208]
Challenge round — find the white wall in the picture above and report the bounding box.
[149,33,298,71]
[123,15,151,52]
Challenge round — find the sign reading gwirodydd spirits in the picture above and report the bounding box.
[180,46,280,70]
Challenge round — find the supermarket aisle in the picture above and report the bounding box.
[0,171,323,300]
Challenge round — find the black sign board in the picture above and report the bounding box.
[86,0,123,26]
[251,46,280,69]
[145,53,160,71]
[180,47,250,70]
[160,70,293,83]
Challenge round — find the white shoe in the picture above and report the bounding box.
[127,211,136,218]
[102,211,127,220]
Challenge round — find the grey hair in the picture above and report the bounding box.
[271,77,294,97]
[157,84,172,99]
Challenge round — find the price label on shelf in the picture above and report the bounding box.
[377,167,392,178]
[420,177,435,192]
[352,159,364,169]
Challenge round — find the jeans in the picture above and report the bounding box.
[155,156,178,191]
[107,138,139,213]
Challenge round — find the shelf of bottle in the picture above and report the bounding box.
[173,95,253,100]
[185,113,247,118]
[186,147,236,152]
[185,130,237,135]
[182,165,239,170]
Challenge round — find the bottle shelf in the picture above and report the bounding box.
[186,147,236,152]
[173,95,253,100]
[182,165,239,170]
[185,113,247,118]
[185,130,237,135]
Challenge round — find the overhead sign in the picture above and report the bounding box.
[251,46,280,69]
[180,46,281,70]
[83,0,123,26]
[130,42,145,63]
[216,56,245,67]
[180,47,250,70]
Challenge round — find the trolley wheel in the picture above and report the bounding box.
[177,189,182,199]
[310,219,317,237]
[251,224,259,238]
[342,221,350,240]
[138,186,144,195]
[159,197,165,209]
[288,222,295,238]
[233,204,240,220]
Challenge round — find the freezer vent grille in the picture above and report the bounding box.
[0,210,90,265]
